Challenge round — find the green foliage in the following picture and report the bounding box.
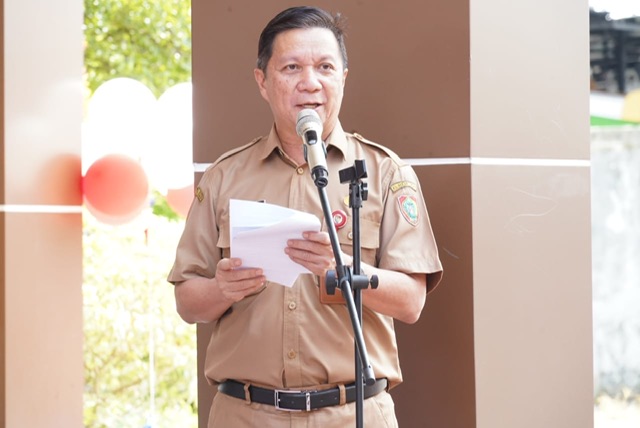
[151,190,182,222]
[84,0,192,98]
[83,210,197,427]
[83,1,196,426]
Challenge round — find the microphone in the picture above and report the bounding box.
[296,109,329,188]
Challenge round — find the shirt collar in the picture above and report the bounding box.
[324,121,348,159]
[260,120,349,161]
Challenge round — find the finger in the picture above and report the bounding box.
[288,239,332,257]
[217,258,264,280]
[302,231,331,244]
[218,273,266,298]
[217,257,243,272]
[226,276,266,293]
[286,243,333,264]
[221,267,264,284]
[222,280,266,302]
[286,249,334,276]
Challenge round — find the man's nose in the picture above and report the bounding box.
[298,68,322,91]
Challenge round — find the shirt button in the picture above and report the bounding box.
[288,301,297,310]
[288,350,297,359]
[296,167,304,175]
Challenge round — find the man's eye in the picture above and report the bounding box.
[285,64,299,71]
[320,63,335,71]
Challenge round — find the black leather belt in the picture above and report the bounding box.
[217,378,388,412]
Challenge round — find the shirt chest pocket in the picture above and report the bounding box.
[335,217,380,267]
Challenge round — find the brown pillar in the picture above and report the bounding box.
[192,1,593,427]
[0,0,84,426]
[468,2,592,427]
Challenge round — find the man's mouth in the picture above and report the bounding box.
[299,103,321,109]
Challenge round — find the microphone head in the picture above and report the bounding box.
[296,109,323,138]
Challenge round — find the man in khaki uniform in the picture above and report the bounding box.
[168,6,443,427]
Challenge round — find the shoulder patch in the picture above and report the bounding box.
[195,186,204,202]
[397,195,419,226]
[390,181,417,193]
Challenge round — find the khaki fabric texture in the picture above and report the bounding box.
[208,390,399,428]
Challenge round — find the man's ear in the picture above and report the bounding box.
[254,68,269,102]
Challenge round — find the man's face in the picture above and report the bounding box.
[254,27,348,142]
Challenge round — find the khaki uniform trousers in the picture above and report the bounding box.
[208,390,399,428]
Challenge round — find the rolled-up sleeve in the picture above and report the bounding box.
[167,170,222,285]
[378,161,443,293]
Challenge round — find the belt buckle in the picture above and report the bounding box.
[274,389,312,412]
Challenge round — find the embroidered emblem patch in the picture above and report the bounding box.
[397,195,419,226]
[195,187,204,202]
[390,181,417,193]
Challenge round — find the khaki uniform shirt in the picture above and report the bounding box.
[168,121,443,391]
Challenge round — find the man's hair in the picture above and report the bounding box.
[256,6,348,72]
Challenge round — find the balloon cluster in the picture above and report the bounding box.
[82,78,194,225]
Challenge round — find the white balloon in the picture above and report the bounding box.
[143,82,194,190]
[83,78,157,171]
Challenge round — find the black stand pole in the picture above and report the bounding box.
[311,158,378,428]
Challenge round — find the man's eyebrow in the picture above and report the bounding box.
[316,55,339,63]
[277,54,339,64]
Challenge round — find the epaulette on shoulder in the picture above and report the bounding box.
[209,136,264,169]
[349,132,404,164]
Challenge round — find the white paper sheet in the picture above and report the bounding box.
[230,199,321,287]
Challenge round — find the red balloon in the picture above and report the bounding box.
[166,185,194,218]
[83,154,149,225]
[84,198,145,226]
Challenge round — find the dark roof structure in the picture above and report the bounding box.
[591,9,640,94]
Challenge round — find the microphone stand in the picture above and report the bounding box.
[309,157,378,428]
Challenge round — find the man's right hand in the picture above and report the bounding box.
[174,258,266,324]
[215,258,266,302]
